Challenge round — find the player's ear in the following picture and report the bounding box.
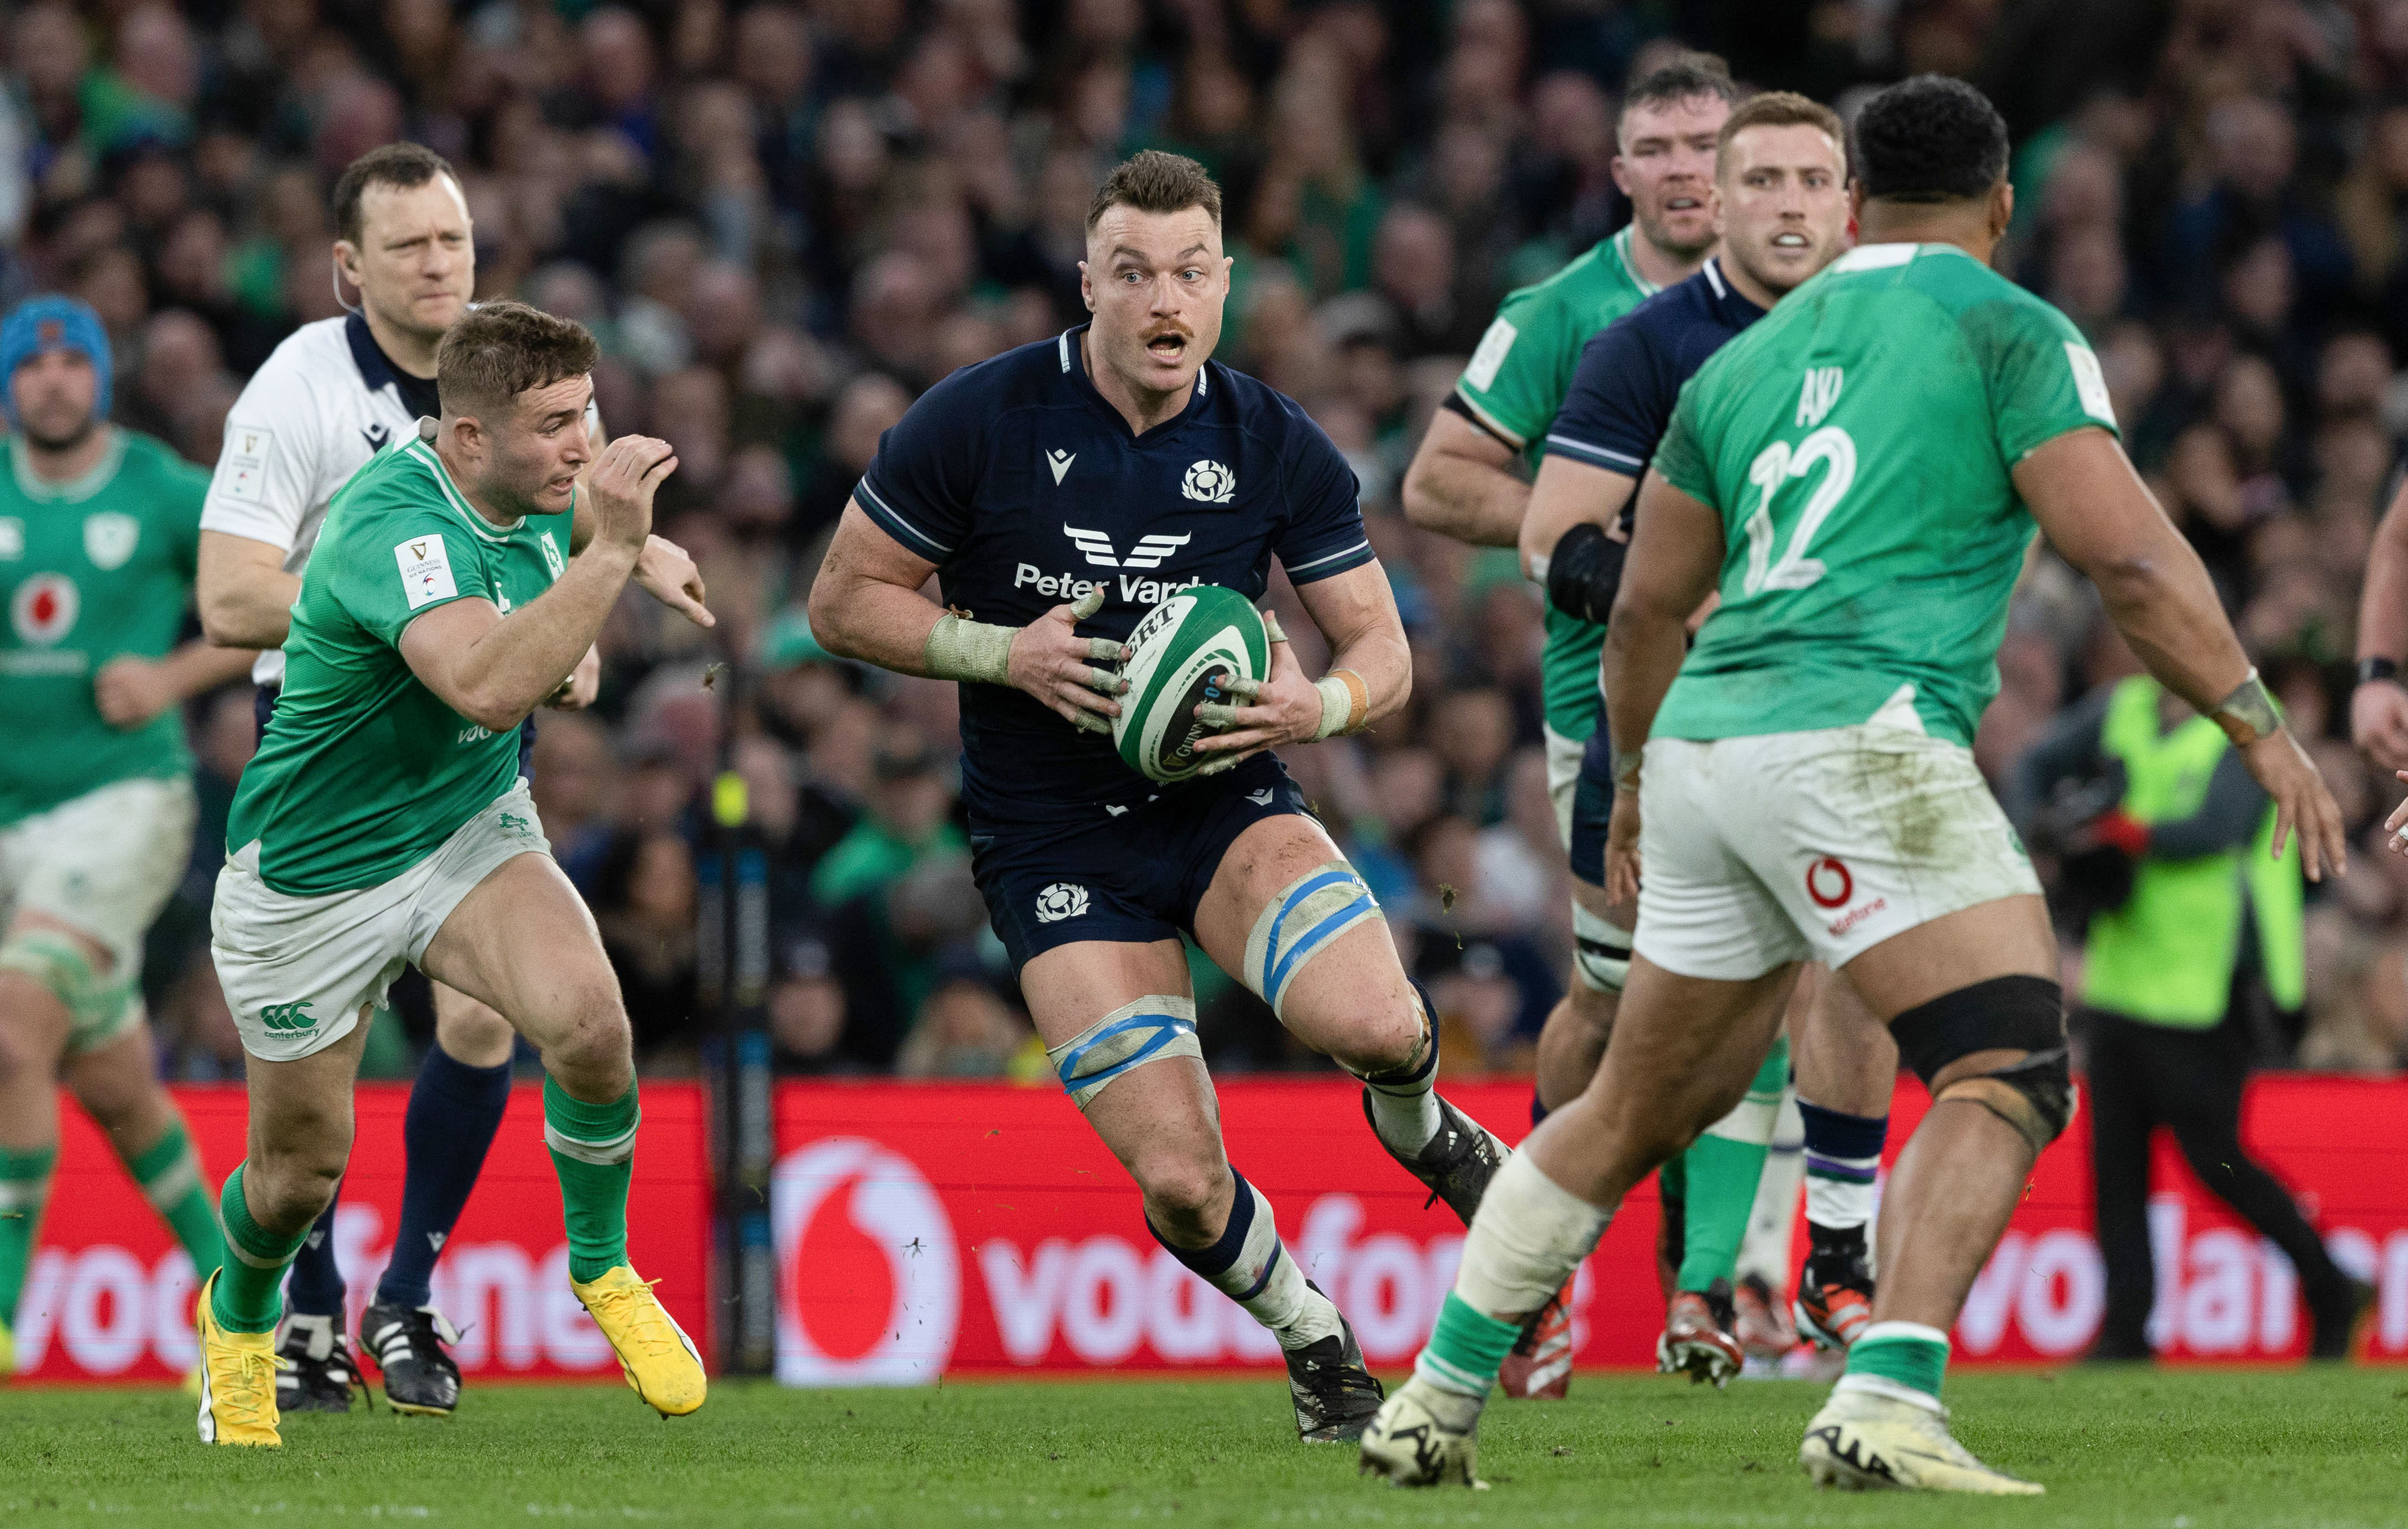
[1990,178,2014,239]
[1077,260,1093,312]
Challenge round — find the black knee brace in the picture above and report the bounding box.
[1889,974,2075,1151]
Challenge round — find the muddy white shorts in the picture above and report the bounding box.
[211,782,551,1062]
[1633,713,2040,981]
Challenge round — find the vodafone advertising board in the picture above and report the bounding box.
[15,1074,2406,1384]
[12,1083,710,1383]
[773,1076,2408,1381]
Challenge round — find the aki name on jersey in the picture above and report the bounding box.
[1451,226,1660,743]
[228,425,572,896]
[0,430,210,826]
[854,325,1371,822]
[1651,242,2118,748]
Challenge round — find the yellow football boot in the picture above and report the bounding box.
[0,1321,15,1380]
[572,1266,706,1417]
[193,1271,282,1447]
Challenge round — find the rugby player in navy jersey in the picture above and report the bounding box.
[1515,93,1890,1385]
[809,151,1510,1442]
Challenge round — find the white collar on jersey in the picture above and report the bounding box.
[10,424,126,504]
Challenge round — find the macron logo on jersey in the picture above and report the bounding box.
[1063,524,1191,570]
[395,534,459,610]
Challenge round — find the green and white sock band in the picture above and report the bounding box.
[1701,1036,1789,1144]
[125,1126,204,1213]
[1414,1291,1523,1399]
[213,1163,310,1333]
[542,1081,641,1165]
[1839,1319,1951,1409]
[0,1145,53,1215]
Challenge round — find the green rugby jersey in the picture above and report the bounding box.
[1454,226,1659,742]
[0,429,209,826]
[228,432,572,895]
[1651,242,2116,748]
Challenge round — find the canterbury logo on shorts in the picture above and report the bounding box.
[259,1000,318,1032]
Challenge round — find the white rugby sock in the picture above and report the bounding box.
[1454,1152,1612,1318]
[1156,1170,1342,1351]
[1357,996,1443,1156]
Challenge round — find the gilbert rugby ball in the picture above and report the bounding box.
[1114,585,1271,785]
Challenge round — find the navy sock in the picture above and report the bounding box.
[283,1181,346,1318]
[376,1043,513,1309]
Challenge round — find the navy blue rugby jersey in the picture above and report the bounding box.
[853,324,1373,821]
[1544,256,1767,501]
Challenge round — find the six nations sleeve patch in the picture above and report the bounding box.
[396,533,459,609]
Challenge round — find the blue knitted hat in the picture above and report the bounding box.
[0,295,112,427]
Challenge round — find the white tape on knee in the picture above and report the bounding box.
[1571,902,1631,994]
[1243,861,1380,1022]
[1453,1152,1610,1316]
[1047,996,1202,1110]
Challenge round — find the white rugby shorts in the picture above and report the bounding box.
[0,775,196,978]
[1633,709,2039,981]
[1543,722,1584,851]
[212,782,551,1062]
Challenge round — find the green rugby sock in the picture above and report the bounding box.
[120,1118,224,1282]
[1843,1321,1950,1401]
[544,1077,638,1283]
[1675,1039,1789,1292]
[212,1163,309,1334]
[1414,1292,1523,1398]
[0,1144,57,1330]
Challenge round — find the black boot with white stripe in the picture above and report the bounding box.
[360,1302,464,1417]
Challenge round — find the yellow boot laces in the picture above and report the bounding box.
[586,1277,677,1356]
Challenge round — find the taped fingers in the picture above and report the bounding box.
[1242,861,1381,1022]
[1070,587,1107,620]
[1047,996,1203,1110]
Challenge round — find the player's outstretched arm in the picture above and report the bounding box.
[807,503,1130,733]
[2353,476,2408,769]
[400,435,673,732]
[1402,408,1527,548]
[1191,563,1407,769]
[1521,454,1638,613]
[2020,426,2347,881]
[93,640,262,729]
[195,530,301,648]
[1599,469,1725,905]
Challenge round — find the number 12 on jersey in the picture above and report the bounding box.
[1741,424,1855,596]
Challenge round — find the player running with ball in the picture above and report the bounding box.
[811,151,1510,1443]
[193,303,709,1446]
[1363,76,2348,1494]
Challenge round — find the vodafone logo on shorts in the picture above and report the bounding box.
[772,1138,960,1385]
[1805,856,1853,909]
[11,572,78,644]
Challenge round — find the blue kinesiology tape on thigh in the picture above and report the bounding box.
[1047,996,1202,1110]
[1242,861,1380,1021]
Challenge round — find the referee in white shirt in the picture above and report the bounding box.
[195,143,709,1415]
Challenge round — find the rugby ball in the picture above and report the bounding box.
[1114,585,1271,784]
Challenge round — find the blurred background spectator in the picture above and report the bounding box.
[43,0,2408,1086]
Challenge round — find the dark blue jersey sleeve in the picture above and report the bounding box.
[1544,319,1670,478]
[854,372,981,564]
[1271,398,1373,584]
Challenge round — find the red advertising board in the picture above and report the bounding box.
[11,1082,710,1384]
[772,1075,2408,1380]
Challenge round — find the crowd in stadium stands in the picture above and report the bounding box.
[9,0,2408,1081]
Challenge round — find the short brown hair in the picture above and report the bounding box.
[1716,92,1848,177]
[1619,52,1738,140]
[333,141,460,246]
[1086,150,1222,232]
[436,300,599,419]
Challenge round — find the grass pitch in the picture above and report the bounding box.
[2,1367,2403,1526]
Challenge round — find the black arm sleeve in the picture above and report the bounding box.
[2146,747,2268,860]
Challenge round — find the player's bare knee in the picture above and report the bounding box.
[1325,995,1421,1077]
[1135,1156,1230,1244]
[434,987,518,1066]
[1892,975,2074,1153]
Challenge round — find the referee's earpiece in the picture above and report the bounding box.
[331,251,362,318]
